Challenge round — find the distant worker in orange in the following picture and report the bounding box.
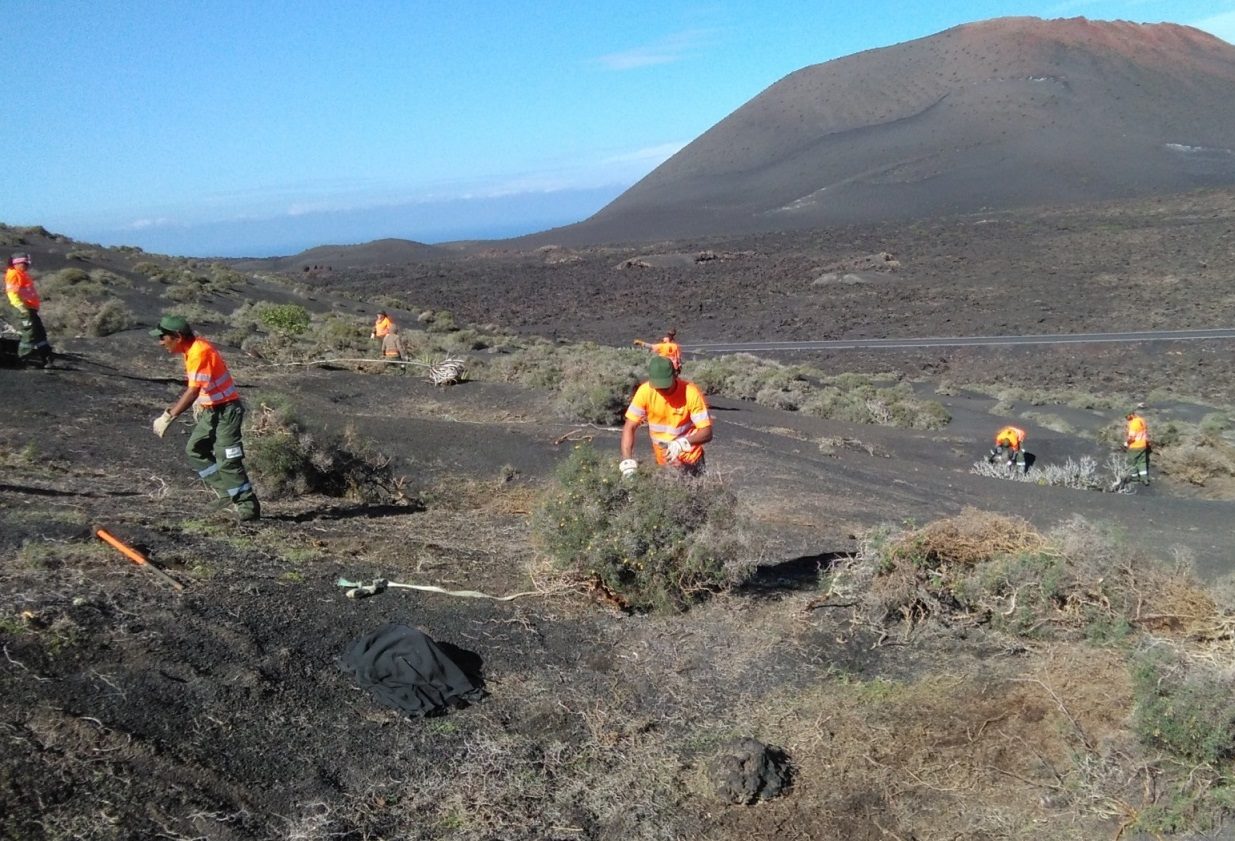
[5,253,53,367]
[620,356,713,478]
[633,329,682,373]
[150,315,260,522]
[987,425,1027,473]
[371,311,404,362]
[1123,408,1151,486]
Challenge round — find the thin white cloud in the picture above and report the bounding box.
[602,142,688,164]
[595,29,715,71]
[126,217,174,230]
[1191,10,1235,43]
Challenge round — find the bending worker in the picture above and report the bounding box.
[633,329,682,373]
[5,253,53,367]
[988,425,1027,473]
[1124,409,1151,486]
[151,315,260,522]
[620,355,712,477]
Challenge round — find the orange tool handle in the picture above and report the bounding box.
[95,528,184,590]
[96,528,149,565]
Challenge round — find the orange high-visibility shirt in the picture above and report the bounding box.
[5,266,39,310]
[374,315,393,338]
[624,379,711,465]
[184,338,239,408]
[1125,415,1148,450]
[994,426,1025,450]
[653,340,682,371]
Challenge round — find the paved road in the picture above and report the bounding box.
[682,327,1235,354]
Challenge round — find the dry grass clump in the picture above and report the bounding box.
[831,509,1228,643]
[885,508,1045,568]
[1156,434,1235,487]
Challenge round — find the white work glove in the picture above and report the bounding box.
[152,411,174,438]
[619,458,638,478]
[665,436,693,462]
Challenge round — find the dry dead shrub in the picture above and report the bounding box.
[833,511,1231,645]
[246,402,407,502]
[884,507,1044,568]
[1156,436,1235,486]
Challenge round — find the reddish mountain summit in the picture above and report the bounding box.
[544,17,1235,245]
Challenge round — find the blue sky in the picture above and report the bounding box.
[2,1,1233,257]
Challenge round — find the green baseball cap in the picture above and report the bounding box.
[149,314,191,337]
[648,355,675,388]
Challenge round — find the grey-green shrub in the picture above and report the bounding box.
[246,402,403,502]
[533,443,758,612]
[1133,648,1235,765]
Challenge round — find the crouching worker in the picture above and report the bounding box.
[620,355,712,478]
[150,315,260,522]
[988,425,1028,473]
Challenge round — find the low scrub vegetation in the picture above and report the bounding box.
[36,267,135,337]
[824,509,1235,833]
[690,356,950,429]
[970,454,1128,491]
[246,401,406,502]
[533,443,758,612]
[830,509,1223,641]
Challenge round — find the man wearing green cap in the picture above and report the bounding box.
[620,355,713,477]
[151,315,260,521]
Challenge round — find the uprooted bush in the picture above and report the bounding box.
[246,402,406,502]
[970,454,1127,491]
[533,443,758,612]
[828,509,1226,642]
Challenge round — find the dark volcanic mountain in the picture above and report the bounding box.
[539,16,1235,245]
[234,237,446,271]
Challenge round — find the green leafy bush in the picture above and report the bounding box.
[1133,648,1235,765]
[258,303,311,336]
[533,443,758,612]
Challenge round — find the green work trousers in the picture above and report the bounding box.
[186,401,259,515]
[16,307,51,363]
[1127,447,1150,485]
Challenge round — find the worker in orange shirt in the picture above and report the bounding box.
[987,425,1027,473]
[1123,409,1151,486]
[633,328,682,373]
[151,315,260,522]
[5,253,53,367]
[370,311,404,364]
[620,355,713,477]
